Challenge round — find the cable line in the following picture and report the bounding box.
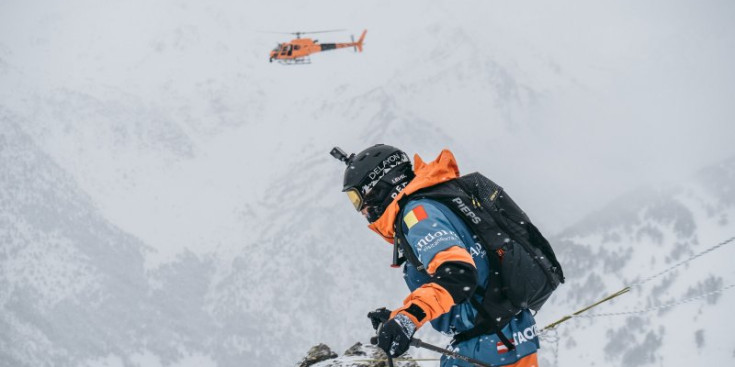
[574,283,735,318]
[541,235,735,333]
[629,236,735,288]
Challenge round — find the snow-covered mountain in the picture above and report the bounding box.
[537,157,735,366]
[0,114,223,366]
[1,1,734,366]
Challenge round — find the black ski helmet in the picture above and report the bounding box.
[330,144,415,222]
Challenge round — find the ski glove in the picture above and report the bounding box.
[375,313,416,358]
[367,307,392,330]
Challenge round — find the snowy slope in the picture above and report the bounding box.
[0,115,152,365]
[0,113,229,366]
[1,0,735,366]
[537,157,735,366]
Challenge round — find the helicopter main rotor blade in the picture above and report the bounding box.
[256,29,346,35]
[256,30,298,35]
[295,29,346,35]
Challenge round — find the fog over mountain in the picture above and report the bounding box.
[1,0,734,366]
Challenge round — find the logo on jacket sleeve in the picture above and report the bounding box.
[403,205,428,229]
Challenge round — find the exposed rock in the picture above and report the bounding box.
[297,344,338,367]
[299,342,420,367]
[343,342,367,356]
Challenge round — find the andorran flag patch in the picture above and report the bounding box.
[496,341,510,354]
[403,205,428,229]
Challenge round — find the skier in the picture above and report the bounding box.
[331,144,540,367]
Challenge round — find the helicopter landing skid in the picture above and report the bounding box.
[278,57,311,65]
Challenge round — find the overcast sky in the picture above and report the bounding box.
[2,0,734,258]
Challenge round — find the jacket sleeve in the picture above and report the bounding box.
[392,201,478,327]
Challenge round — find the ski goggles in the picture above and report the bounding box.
[345,168,411,212]
[346,188,383,223]
[345,188,365,211]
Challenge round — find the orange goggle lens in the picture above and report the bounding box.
[346,189,364,211]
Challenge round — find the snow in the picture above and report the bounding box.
[1,0,735,366]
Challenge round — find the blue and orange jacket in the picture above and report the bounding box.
[368,149,540,366]
[369,149,486,331]
[368,150,538,337]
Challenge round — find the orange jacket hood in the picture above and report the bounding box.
[368,149,460,243]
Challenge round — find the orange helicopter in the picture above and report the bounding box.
[268,29,367,64]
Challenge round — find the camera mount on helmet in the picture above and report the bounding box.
[330,147,354,165]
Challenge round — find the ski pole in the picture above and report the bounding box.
[541,286,631,332]
[369,336,495,367]
[410,338,496,367]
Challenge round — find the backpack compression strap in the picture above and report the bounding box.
[451,252,516,351]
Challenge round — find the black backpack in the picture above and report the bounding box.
[393,172,564,346]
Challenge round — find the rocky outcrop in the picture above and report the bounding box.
[297,344,338,367]
[297,342,420,367]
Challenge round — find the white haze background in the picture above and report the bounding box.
[1,0,734,366]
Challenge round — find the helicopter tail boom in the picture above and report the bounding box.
[317,29,367,54]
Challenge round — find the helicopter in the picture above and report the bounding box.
[268,29,367,64]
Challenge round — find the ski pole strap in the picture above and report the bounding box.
[541,286,631,332]
[410,338,496,367]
